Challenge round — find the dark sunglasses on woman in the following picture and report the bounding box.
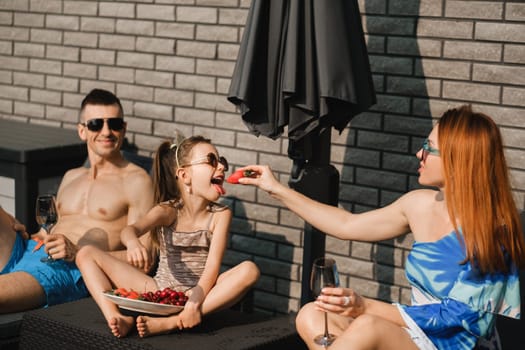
[80,118,125,132]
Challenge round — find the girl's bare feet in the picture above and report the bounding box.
[109,315,135,338]
[136,315,178,338]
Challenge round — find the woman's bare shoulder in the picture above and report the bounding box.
[402,188,440,201]
[397,189,441,212]
[401,189,444,225]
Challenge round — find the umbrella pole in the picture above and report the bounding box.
[288,128,340,305]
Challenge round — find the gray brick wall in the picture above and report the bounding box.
[0,0,523,315]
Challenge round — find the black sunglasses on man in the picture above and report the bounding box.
[80,118,125,132]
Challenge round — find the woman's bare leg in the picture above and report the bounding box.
[137,260,260,337]
[296,302,350,349]
[296,302,418,350]
[76,245,156,337]
[330,314,419,350]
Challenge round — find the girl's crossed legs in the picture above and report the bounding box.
[76,245,157,338]
[136,260,259,337]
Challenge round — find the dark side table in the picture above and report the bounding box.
[0,119,87,233]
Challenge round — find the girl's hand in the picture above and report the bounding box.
[176,302,202,329]
[314,287,365,318]
[121,225,152,272]
[125,239,151,272]
[175,287,205,329]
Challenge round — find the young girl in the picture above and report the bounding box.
[238,105,525,349]
[76,136,260,338]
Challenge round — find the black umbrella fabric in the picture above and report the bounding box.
[228,0,376,142]
[228,0,376,306]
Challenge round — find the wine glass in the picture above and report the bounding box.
[310,257,340,347]
[35,194,58,263]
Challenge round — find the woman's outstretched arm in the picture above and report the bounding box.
[238,165,414,242]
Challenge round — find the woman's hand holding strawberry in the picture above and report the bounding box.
[236,165,282,196]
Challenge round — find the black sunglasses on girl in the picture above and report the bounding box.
[80,118,125,132]
[181,153,229,171]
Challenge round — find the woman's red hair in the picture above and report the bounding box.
[439,105,525,273]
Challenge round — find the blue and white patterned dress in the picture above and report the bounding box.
[397,230,521,350]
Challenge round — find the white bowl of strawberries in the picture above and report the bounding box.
[103,287,188,315]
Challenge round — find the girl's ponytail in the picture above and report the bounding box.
[153,141,180,204]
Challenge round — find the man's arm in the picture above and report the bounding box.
[125,168,154,227]
[36,167,86,261]
[111,166,155,269]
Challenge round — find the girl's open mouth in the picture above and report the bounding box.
[211,177,225,195]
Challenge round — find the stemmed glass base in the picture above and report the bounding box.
[313,312,336,347]
[40,255,55,263]
[314,334,337,347]
[40,225,55,263]
[310,257,340,348]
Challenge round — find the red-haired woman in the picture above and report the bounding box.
[239,105,525,350]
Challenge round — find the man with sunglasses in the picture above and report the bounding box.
[0,89,155,313]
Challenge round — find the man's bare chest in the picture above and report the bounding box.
[58,175,129,221]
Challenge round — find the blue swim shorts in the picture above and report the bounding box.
[1,233,89,307]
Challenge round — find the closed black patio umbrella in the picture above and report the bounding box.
[228,0,376,305]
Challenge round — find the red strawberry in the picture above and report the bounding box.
[226,169,256,184]
[114,287,129,297]
[127,290,139,299]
